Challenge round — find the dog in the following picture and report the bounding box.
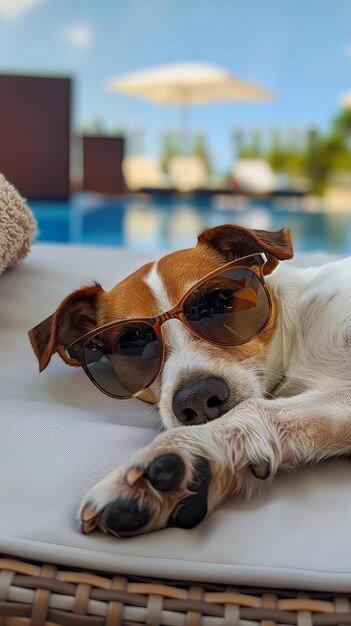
[29,224,351,537]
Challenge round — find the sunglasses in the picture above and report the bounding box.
[66,253,272,399]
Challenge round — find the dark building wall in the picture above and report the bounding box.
[0,74,70,200]
[83,136,125,194]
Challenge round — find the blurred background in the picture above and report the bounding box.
[1,0,351,253]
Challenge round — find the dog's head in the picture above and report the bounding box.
[29,224,292,428]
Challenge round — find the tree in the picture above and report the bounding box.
[89,116,106,135]
[192,130,212,174]
[267,126,285,171]
[232,125,244,157]
[160,129,178,172]
[250,127,262,157]
[333,108,351,142]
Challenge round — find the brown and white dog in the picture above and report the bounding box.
[29,225,351,537]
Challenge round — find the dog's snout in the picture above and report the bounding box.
[172,377,230,425]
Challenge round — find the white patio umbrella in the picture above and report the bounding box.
[105,62,273,151]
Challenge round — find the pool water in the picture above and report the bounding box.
[29,193,351,254]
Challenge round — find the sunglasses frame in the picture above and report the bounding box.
[66,252,272,399]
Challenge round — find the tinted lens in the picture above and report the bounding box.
[82,321,161,397]
[183,267,270,345]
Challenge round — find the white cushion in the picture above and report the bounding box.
[122,157,168,191]
[1,243,350,591]
[169,157,208,192]
[232,159,277,193]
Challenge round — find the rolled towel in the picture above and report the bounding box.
[0,173,37,276]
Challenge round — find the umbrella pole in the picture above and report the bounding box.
[180,104,190,154]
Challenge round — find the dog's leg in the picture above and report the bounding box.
[79,387,351,537]
[257,387,351,466]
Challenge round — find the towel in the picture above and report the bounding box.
[0,173,37,277]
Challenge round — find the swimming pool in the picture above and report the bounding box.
[28,193,351,254]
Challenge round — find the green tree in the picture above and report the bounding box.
[192,130,212,174]
[232,125,244,157]
[302,128,332,194]
[89,116,106,135]
[80,116,106,136]
[160,129,178,172]
[333,108,351,141]
[250,127,262,157]
[267,126,286,171]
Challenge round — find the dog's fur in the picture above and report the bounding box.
[29,225,351,536]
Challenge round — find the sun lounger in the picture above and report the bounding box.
[1,243,351,624]
[231,158,278,194]
[169,156,209,193]
[122,156,169,191]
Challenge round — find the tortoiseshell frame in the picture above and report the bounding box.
[66,252,272,399]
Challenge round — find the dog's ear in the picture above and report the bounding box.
[28,283,104,372]
[198,224,293,274]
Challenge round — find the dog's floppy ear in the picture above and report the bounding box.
[28,283,104,372]
[198,224,293,274]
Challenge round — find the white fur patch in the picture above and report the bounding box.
[144,260,263,428]
[144,260,195,355]
[144,262,172,311]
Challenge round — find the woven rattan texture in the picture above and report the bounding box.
[1,557,351,626]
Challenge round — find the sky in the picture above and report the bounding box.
[1,0,351,172]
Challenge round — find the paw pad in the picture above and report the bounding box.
[147,454,185,491]
[102,497,151,536]
[167,457,211,529]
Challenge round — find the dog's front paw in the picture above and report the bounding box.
[79,431,219,537]
[79,410,279,538]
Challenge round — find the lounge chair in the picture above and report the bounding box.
[1,243,351,624]
[231,158,277,194]
[169,155,209,193]
[122,156,169,192]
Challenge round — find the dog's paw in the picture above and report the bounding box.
[78,428,229,537]
[79,410,278,538]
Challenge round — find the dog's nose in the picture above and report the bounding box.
[172,377,230,425]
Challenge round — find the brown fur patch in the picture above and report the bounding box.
[100,246,224,325]
[100,262,156,322]
[198,224,293,274]
[155,245,224,305]
[29,284,104,372]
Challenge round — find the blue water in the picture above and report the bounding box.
[28,193,351,254]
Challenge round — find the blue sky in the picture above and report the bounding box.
[1,0,351,171]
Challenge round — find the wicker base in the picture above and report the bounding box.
[1,556,351,625]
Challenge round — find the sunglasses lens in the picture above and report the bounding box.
[82,321,161,398]
[183,267,270,346]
